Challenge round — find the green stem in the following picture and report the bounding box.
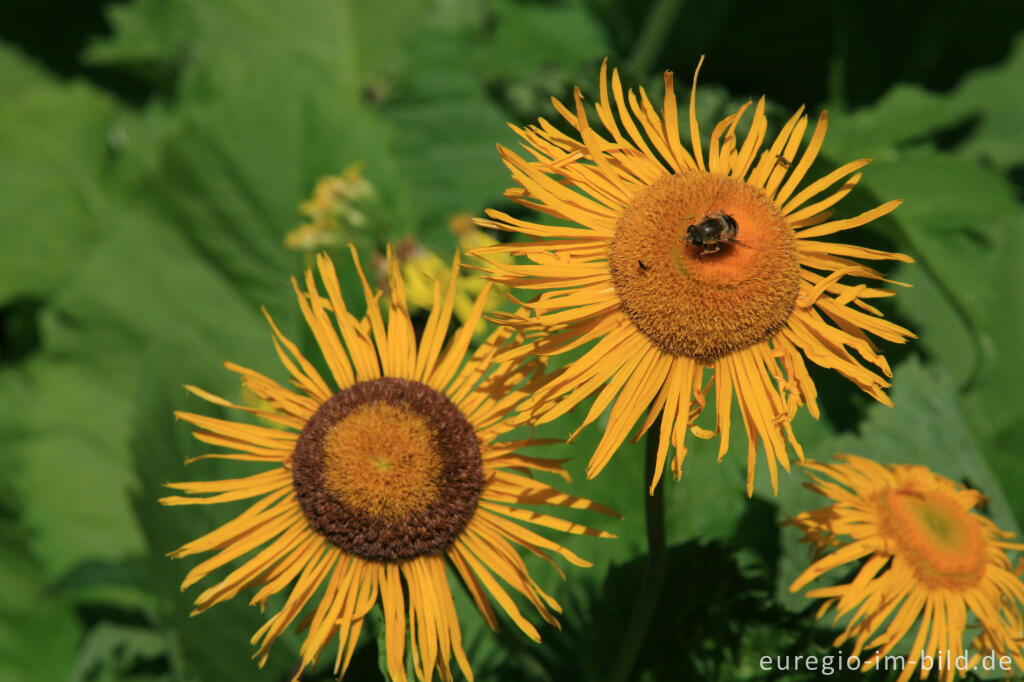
[608,422,667,682]
[626,0,687,78]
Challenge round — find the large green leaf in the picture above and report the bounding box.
[85,0,427,94]
[140,61,391,313]
[82,0,194,79]
[821,35,1024,170]
[952,33,1024,168]
[0,478,81,682]
[69,621,171,682]
[377,34,515,247]
[959,213,1024,525]
[474,0,609,82]
[862,152,1024,524]
[821,83,967,160]
[0,202,291,578]
[0,44,118,304]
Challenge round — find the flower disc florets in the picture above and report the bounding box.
[609,172,800,362]
[292,377,482,561]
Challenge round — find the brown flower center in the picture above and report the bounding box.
[608,172,800,362]
[291,377,482,561]
[879,486,988,590]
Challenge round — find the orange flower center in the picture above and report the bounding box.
[322,403,441,520]
[291,378,482,561]
[608,172,800,362]
[880,486,988,590]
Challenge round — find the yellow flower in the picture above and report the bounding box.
[391,238,453,312]
[391,216,511,337]
[473,59,915,495]
[285,163,377,252]
[450,212,501,254]
[162,248,616,681]
[789,455,1024,682]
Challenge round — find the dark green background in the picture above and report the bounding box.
[1,1,1023,680]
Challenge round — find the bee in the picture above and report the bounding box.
[684,210,740,255]
[638,259,649,272]
[776,153,792,168]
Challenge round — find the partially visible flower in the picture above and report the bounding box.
[450,212,504,254]
[285,163,377,252]
[384,215,511,336]
[473,59,914,495]
[389,237,452,311]
[789,455,1024,682]
[163,248,616,681]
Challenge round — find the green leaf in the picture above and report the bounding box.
[371,607,390,681]
[823,83,967,159]
[177,0,362,98]
[889,259,975,389]
[0,478,81,682]
[959,213,1024,525]
[82,0,194,76]
[69,622,170,682]
[113,0,431,308]
[0,44,118,304]
[560,540,789,682]
[0,42,49,92]
[0,198,299,579]
[819,32,1024,183]
[866,152,1016,378]
[475,0,609,82]
[350,0,430,86]
[862,151,1024,524]
[378,34,514,244]
[86,0,431,98]
[952,33,1024,168]
[0,399,143,577]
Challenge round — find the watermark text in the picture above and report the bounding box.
[759,650,1014,676]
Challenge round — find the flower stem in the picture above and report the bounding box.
[626,0,687,78]
[608,421,667,682]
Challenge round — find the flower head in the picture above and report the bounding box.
[473,59,914,495]
[162,248,615,681]
[789,455,1024,682]
[285,163,378,252]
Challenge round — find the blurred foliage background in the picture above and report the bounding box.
[1,1,1023,680]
